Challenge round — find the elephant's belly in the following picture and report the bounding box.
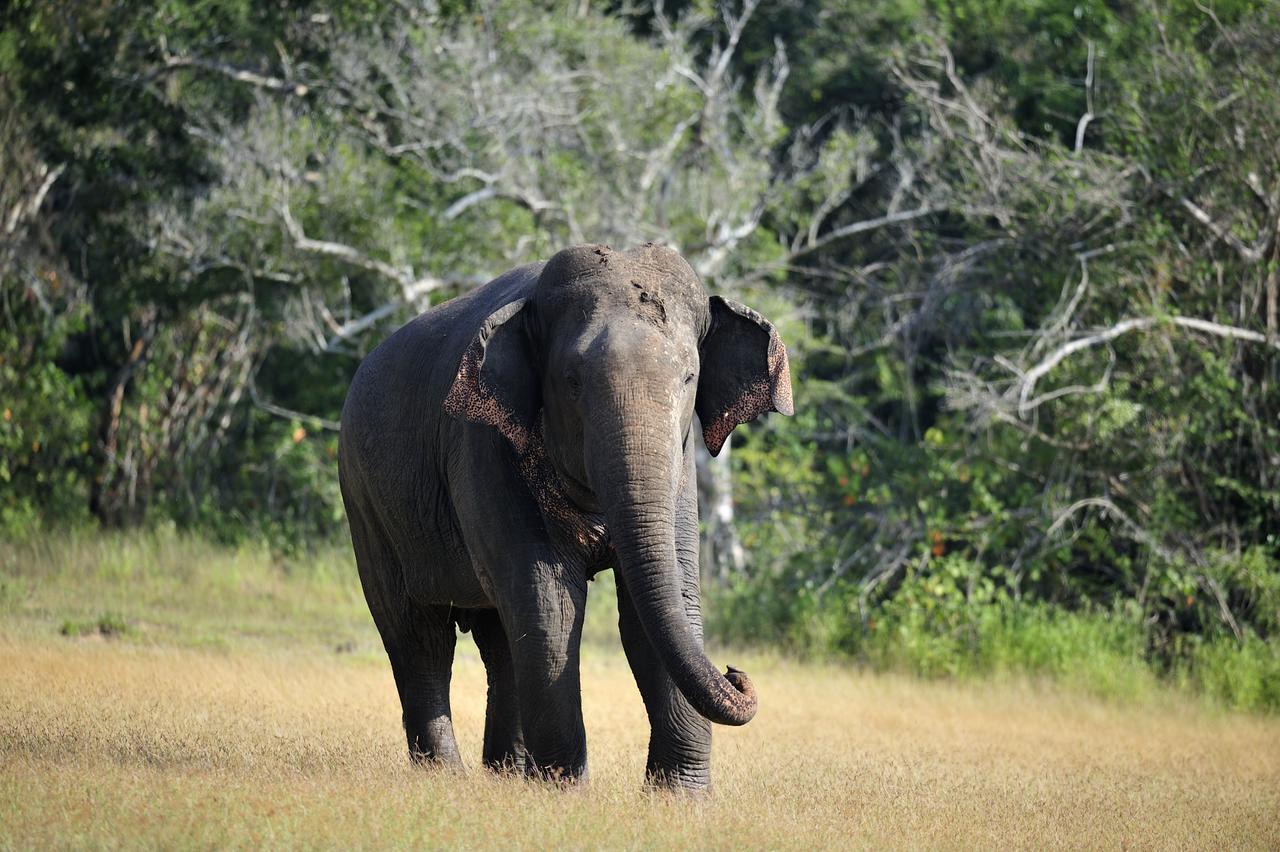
[399,526,491,609]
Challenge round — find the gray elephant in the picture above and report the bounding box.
[338,243,792,789]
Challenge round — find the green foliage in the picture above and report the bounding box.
[1186,634,1280,713]
[709,569,1280,710]
[0,301,95,536]
[713,0,1280,709]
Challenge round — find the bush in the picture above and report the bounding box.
[707,564,1274,711]
[1185,634,1280,713]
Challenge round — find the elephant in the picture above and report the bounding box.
[338,242,792,789]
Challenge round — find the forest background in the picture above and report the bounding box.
[3,0,1278,710]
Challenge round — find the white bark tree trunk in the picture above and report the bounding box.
[696,432,746,584]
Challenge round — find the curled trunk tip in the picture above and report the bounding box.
[720,667,757,724]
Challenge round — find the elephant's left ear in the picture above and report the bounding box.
[443,298,541,455]
[696,295,793,457]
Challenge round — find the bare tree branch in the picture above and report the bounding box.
[1047,497,1174,559]
[1074,41,1097,155]
[790,205,941,259]
[159,53,312,96]
[250,384,341,431]
[1179,196,1270,262]
[1017,314,1280,414]
[280,202,417,286]
[4,162,65,236]
[278,201,475,311]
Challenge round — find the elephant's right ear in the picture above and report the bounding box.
[443,298,541,455]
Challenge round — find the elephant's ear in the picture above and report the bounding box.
[444,298,541,455]
[695,295,793,457]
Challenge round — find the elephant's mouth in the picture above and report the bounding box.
[538,414,602,514]
[555,465,600,514]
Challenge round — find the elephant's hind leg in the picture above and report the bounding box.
[471,609,527,773]
[387,604,464,767]
[345,494,463,768]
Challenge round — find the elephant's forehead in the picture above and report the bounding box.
[536,244,707,327]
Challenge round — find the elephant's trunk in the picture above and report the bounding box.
[586,402,757,727]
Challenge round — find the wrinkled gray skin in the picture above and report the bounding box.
[339,243,792,790]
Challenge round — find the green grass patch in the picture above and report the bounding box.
[1183,633,1280,713]
[58,612,132,638]
[4,529,1275,713]
[0,526,629,656]
[0,525,374,652]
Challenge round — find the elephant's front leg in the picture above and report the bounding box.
[502,557,589,782]
[452,432,590,783]
[616,470,712,791]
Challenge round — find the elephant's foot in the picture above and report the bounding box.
[482,747,528,776]
[644,763,710,794]
[404,710,465,769]
[408,748,465,770]
[643,732,711,793]
[523,747,588,786]
[527,762,588,787]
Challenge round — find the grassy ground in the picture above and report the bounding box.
[2,530,1279,849]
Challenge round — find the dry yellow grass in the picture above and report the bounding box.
[3,630,1278,850]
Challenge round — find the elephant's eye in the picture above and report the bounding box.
[684,372,696,386]
[565,371,583,398]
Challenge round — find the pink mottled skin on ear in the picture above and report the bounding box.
[443,337,531,454]
[701,331,793,457]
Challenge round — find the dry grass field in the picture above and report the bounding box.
[2,533,1279,849]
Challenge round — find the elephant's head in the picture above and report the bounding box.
[444,244,792,726]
